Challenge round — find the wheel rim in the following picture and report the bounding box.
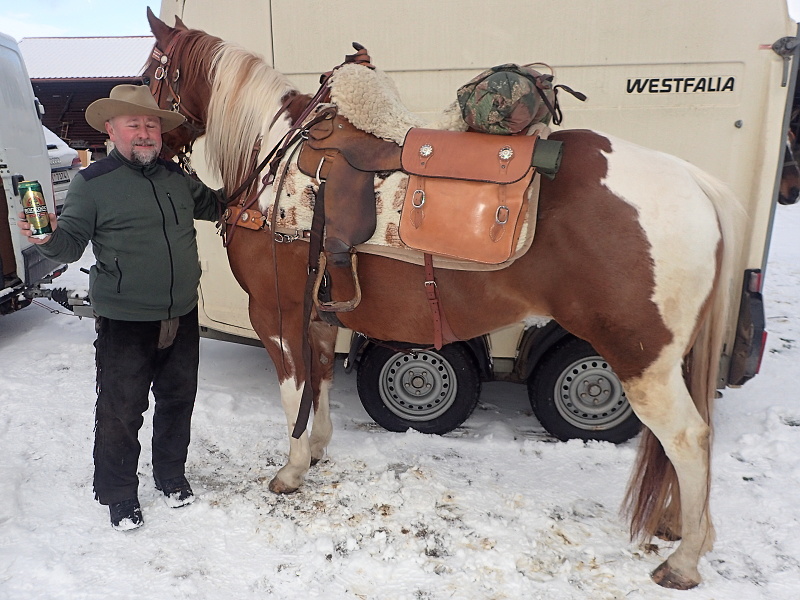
[553,355,632,431]
[377,350,459,422]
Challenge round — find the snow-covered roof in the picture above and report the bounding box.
[18,36,154,80]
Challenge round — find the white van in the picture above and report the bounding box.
[42,125,82,215]
[156,0,798,441]
[0,31,67,315]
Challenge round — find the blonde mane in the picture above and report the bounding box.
[205,42,297,192]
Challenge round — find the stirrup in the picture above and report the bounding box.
[313,252,361,312]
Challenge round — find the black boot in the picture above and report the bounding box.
[154,475,195,508]
[109,498,143,531]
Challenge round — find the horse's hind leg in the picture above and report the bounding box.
[307,319,337,465]
[624,355,715,589]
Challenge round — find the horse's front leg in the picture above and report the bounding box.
[257,320,336,494]
[246,300,309,494]
[270,375,312,494]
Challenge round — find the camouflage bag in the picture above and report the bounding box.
[457,63,584,135]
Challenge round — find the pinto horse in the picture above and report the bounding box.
[779,132,800,205]
[778,101,800,206]
[145,9,741,589]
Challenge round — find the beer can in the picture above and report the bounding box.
[19,180,53,238]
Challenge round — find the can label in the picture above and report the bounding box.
[19,180,53,238]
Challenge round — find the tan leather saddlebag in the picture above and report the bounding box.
[399,128,537,264]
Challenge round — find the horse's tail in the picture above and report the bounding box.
[624,162,743,541]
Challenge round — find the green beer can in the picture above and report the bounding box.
[19,180,53,238]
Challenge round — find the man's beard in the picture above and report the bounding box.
[131,142,159,166]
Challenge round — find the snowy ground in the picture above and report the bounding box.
[1,205,799,600]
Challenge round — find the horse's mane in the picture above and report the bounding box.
[206,41,297,192]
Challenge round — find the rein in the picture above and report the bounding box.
[160,134,200,175]
[148,34,374,439]
[217,47,373,249]
[219,76,341,249]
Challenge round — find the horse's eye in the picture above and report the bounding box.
[141,75,151,86]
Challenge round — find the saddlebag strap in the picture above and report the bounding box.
[423,253,459,350]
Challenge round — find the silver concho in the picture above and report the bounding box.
[419,144,434,158]
[498,146,514,161]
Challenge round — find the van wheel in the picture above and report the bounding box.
[356,343,481,435]
[527,338,641,443]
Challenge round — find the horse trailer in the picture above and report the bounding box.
[155,0,798,441]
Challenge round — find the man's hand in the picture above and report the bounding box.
[16,211,56,244]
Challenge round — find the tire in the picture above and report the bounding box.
[356,343,481,435]
[528,338,641,443]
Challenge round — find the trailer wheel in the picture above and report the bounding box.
[528,338,641,443]
[356,343,481,435]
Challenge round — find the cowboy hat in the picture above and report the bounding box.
[85,84,186,133]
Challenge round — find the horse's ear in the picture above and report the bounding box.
[147,6,173,39]
[174,15,189,30]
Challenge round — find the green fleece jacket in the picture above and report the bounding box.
[37,149,221,321]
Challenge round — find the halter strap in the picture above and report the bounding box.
[150,33,206,128]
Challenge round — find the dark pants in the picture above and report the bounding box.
[93,307,200,505]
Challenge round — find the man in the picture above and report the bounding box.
[17,85,222,531]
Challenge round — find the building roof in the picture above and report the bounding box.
[19,36,154,80]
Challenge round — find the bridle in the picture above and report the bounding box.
[145,32,207,173]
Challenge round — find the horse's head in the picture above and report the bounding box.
[143,8,218,165]
[143,10,316,195]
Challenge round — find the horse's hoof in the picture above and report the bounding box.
[651,561,700,590]
[268,476,299,494]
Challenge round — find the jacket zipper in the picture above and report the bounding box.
[145,174,176,318]
[167,192,179,225]
[114,257,122,293]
